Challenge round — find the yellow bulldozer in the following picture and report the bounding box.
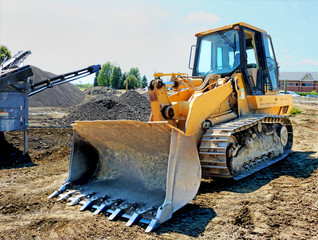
[49,22,293,232]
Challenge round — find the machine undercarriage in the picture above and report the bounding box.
[199,115,293,179]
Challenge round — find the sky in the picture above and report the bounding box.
[1,0,318,84]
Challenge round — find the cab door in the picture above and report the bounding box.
[262,34,279,92]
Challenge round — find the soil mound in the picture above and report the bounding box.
[60,90,151,126]
[28,66,85,107]
[118,90,150,112]
[82,86,120,102]
[84,86,116,96]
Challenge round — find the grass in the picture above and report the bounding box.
[74,83,93,91]
[289,106,302,115]
[296,90,318,96]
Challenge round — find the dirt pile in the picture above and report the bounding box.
[60,90,151,126]
[28,65,85,107]
[82,86,120,102]
[84,86,117,97]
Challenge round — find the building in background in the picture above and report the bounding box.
[279,72,318,92]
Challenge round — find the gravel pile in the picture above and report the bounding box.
[84,86,117,96]
[29,66,85,107]
[118,90,150,115]
[81,86,120,103]
[59,90,151,126]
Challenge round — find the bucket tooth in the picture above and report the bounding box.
[93,199,116,215]
[48,190,59,199]
[58,190,77,201]
[126,213,140,227]
[68,194,85,206]
[48,182,71,199]
[145,219,160,233]
[80,199,94,211]
[108,208,122,221]
[93,203,108,215]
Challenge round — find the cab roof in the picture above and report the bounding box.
[195,22,267,37]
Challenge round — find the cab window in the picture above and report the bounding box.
[263,35,278,90]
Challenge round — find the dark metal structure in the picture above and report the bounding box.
[0,64,101,154]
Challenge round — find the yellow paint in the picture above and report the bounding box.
[170,101,189,120]
[247,94,292,115]
[169,88,194,102]
[233,73,250,116]
[184,80,234,143]
[147,23,292,146]
[153,72,189,78]
[148,81,171,122]
[265,90,279,95]
[195,22,267,37]
[148,71,292,145]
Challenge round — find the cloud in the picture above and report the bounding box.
[280,49,318,68]
[279,54,296,67]
[149,6,169,18]
[185,12,221,24]
[299,59,318,66]
[280,58,318,71]
[281,61,297,66]
[91,5,169,32]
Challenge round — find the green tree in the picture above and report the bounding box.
[97,62,113,86]
[141,75,148,88]
[128,67,141,87]
[118,73,127,89]
[93,72,99,86]
[124,75,138,89]
[111,66,122,89]
[0,45,11,63]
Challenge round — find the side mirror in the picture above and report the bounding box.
[188,45,196,70]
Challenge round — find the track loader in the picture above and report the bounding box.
[49,22,293,232]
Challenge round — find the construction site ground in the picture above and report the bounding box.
[0,99,317,239]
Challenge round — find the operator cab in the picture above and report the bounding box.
[192,22,279,95]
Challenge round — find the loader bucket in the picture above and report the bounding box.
[49,120,201,232]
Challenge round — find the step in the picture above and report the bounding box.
[201,165,228,169]
[201,138,228,142]
[203,133,231,137]
[199,151,225,155]
[199,146,226,150]
[200,160,227,166]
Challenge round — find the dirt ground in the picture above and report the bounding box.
[0,103,318,239]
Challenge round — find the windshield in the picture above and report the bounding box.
[196,30,240,76]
